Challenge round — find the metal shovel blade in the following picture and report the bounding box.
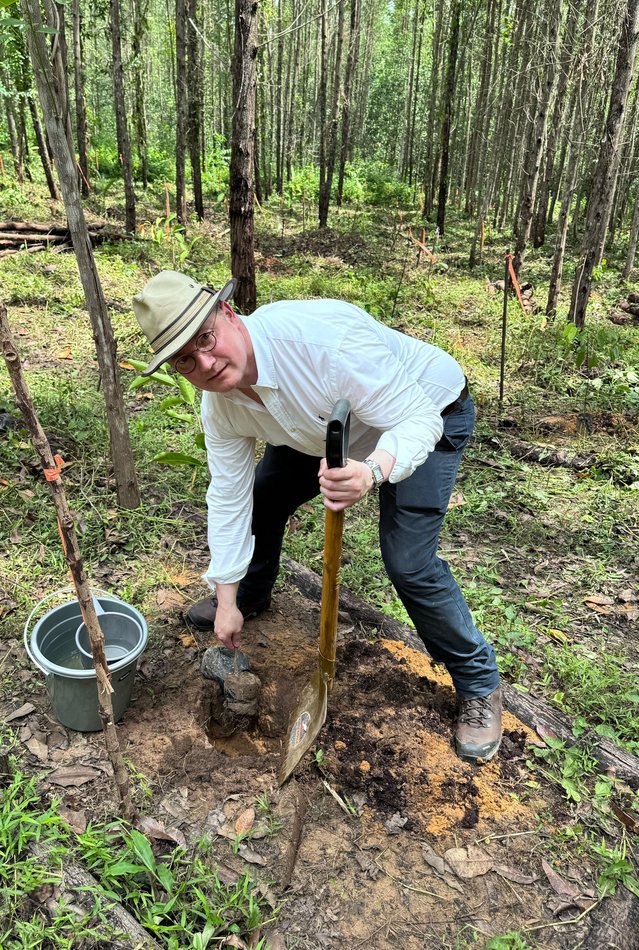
[278,663,330,784]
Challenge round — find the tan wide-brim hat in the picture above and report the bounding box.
[132,270,237,376]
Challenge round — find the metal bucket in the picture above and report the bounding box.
[24,588,148,731]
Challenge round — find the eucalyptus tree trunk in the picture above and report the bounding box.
[175,0,188,225]
[274,0,284,194]
[72,0,90,195]
[401,0,421,181]
[436,0,461,236]
[110,0,136,233]
[610,70,639,239]
[21,0,140,509]
[4,99,24,182]
[532,0,581,246]
[512,0,562,279]
[465,0,497,215]
[336,0,361,205]
[187,0,204,219]
[423,0,446,220]
[622,185,639,278]
[229,0,258,313]
[132,0,149,189]
[317,0,329,226]
[491,0,527,227]
[570,0,639,328]
[28,95,59,199]
[319,0,345,227]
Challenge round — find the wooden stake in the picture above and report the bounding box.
[499,253,511,411]
[0,304,135,820]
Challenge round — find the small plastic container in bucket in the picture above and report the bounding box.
[24,588,148,732]
[75,611,144,668]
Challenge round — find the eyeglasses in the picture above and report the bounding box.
[173,313,219,376]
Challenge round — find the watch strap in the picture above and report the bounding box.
[363,458,385,488]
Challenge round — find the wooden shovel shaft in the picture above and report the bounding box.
[318,507,344,677]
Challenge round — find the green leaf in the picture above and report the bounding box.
[128,829,156,873]
[129,375,149,391]
[153,451,204,466]
[106,861,148,877]
[159,395,185,411]
[164,410,193,423]
[156,863,174,892]
[176,375,196,405]
[195,431,206,450]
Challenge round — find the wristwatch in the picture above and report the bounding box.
[363,458,385,490]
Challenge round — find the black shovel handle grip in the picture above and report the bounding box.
[326,399,351,468]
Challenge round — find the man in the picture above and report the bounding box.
[133,270,502,763]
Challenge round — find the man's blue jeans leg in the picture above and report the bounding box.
[378,397,500,698]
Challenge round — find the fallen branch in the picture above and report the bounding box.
[282,557,639,787]
[32,842,161,949]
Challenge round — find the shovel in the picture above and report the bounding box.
[278,399,351,784]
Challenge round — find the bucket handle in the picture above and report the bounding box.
[23,587,116,676]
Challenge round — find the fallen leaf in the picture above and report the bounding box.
[610,802,639,834]
[6,702,36,722]
[617,605,639,621]
[156,588,186,610]
[618,589,637,603]
[384,812,408,834]
[58,806,87,834]
[25,736,49,761]
[545,628,571,645]
[493,864,539,885]
[237,843,267,866]
[421,843,463,892]
[56,347,73,360]
[584,595,614,607]
[222,937,246,949]
[235,806,256,835]
[354,850,380,880]
[444,845,493,879]
[47,765,99,787]
[136,816,187,847]
[447,489,466,509]
[541,859,580,899]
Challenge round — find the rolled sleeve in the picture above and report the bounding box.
[335,333,444,481]
[201,401,257,587]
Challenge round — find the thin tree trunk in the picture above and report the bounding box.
[512,0,562,278]
[28,96,59,199]
[436,0,461,236]
[229,0,258,313]
[424,0,446,220]
[317,0,328,227]
[319,0,345,227]
[132,0,149,190]
[570,0,639,327]
[21,0,140,509]
[0,307,135,821]
[622,184,639,278]
[336,0,361,205]
[110,0,136,233]
[176,0,188,225]
[187,0,204,219]
[72,0,90,196]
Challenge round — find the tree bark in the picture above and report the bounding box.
[570,0,639,328]
[436,0,461,236]
[319,0,345,227]
[336,0,361,205]
[317,0,329,226]
[176,0,188,226]
[423,0,446,220]
[0,306,135,820]
[72,0,90,196]
[229,0,258,313]
[512,0,562,279]
[110,0,136,233]
[622,184,639,278]
[21,0,140,509]
[187,0,205,219]
[28,96,59,199]
[132,0,150,190]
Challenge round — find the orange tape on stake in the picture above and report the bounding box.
[507,255,526,314]
[43,455,64,481]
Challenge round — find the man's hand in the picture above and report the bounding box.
[318,458,374,511]
[213,581,243,649]
[214,603,244,649]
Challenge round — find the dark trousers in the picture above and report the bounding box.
[237,397,499,698]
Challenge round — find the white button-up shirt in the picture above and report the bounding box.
[201,299,465,586]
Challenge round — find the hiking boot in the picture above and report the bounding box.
[186,594,271,632]
[455,687,502,764]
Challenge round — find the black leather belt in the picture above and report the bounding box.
[442,378,469,416]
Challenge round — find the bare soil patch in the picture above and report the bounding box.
[2,580,613,948]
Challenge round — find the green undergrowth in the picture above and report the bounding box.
[0,766,274,947]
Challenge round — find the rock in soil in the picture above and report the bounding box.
[201,646,250,683]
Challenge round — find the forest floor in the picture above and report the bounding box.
[1,184,638,948]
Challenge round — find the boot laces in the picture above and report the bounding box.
[459,695,494,728]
